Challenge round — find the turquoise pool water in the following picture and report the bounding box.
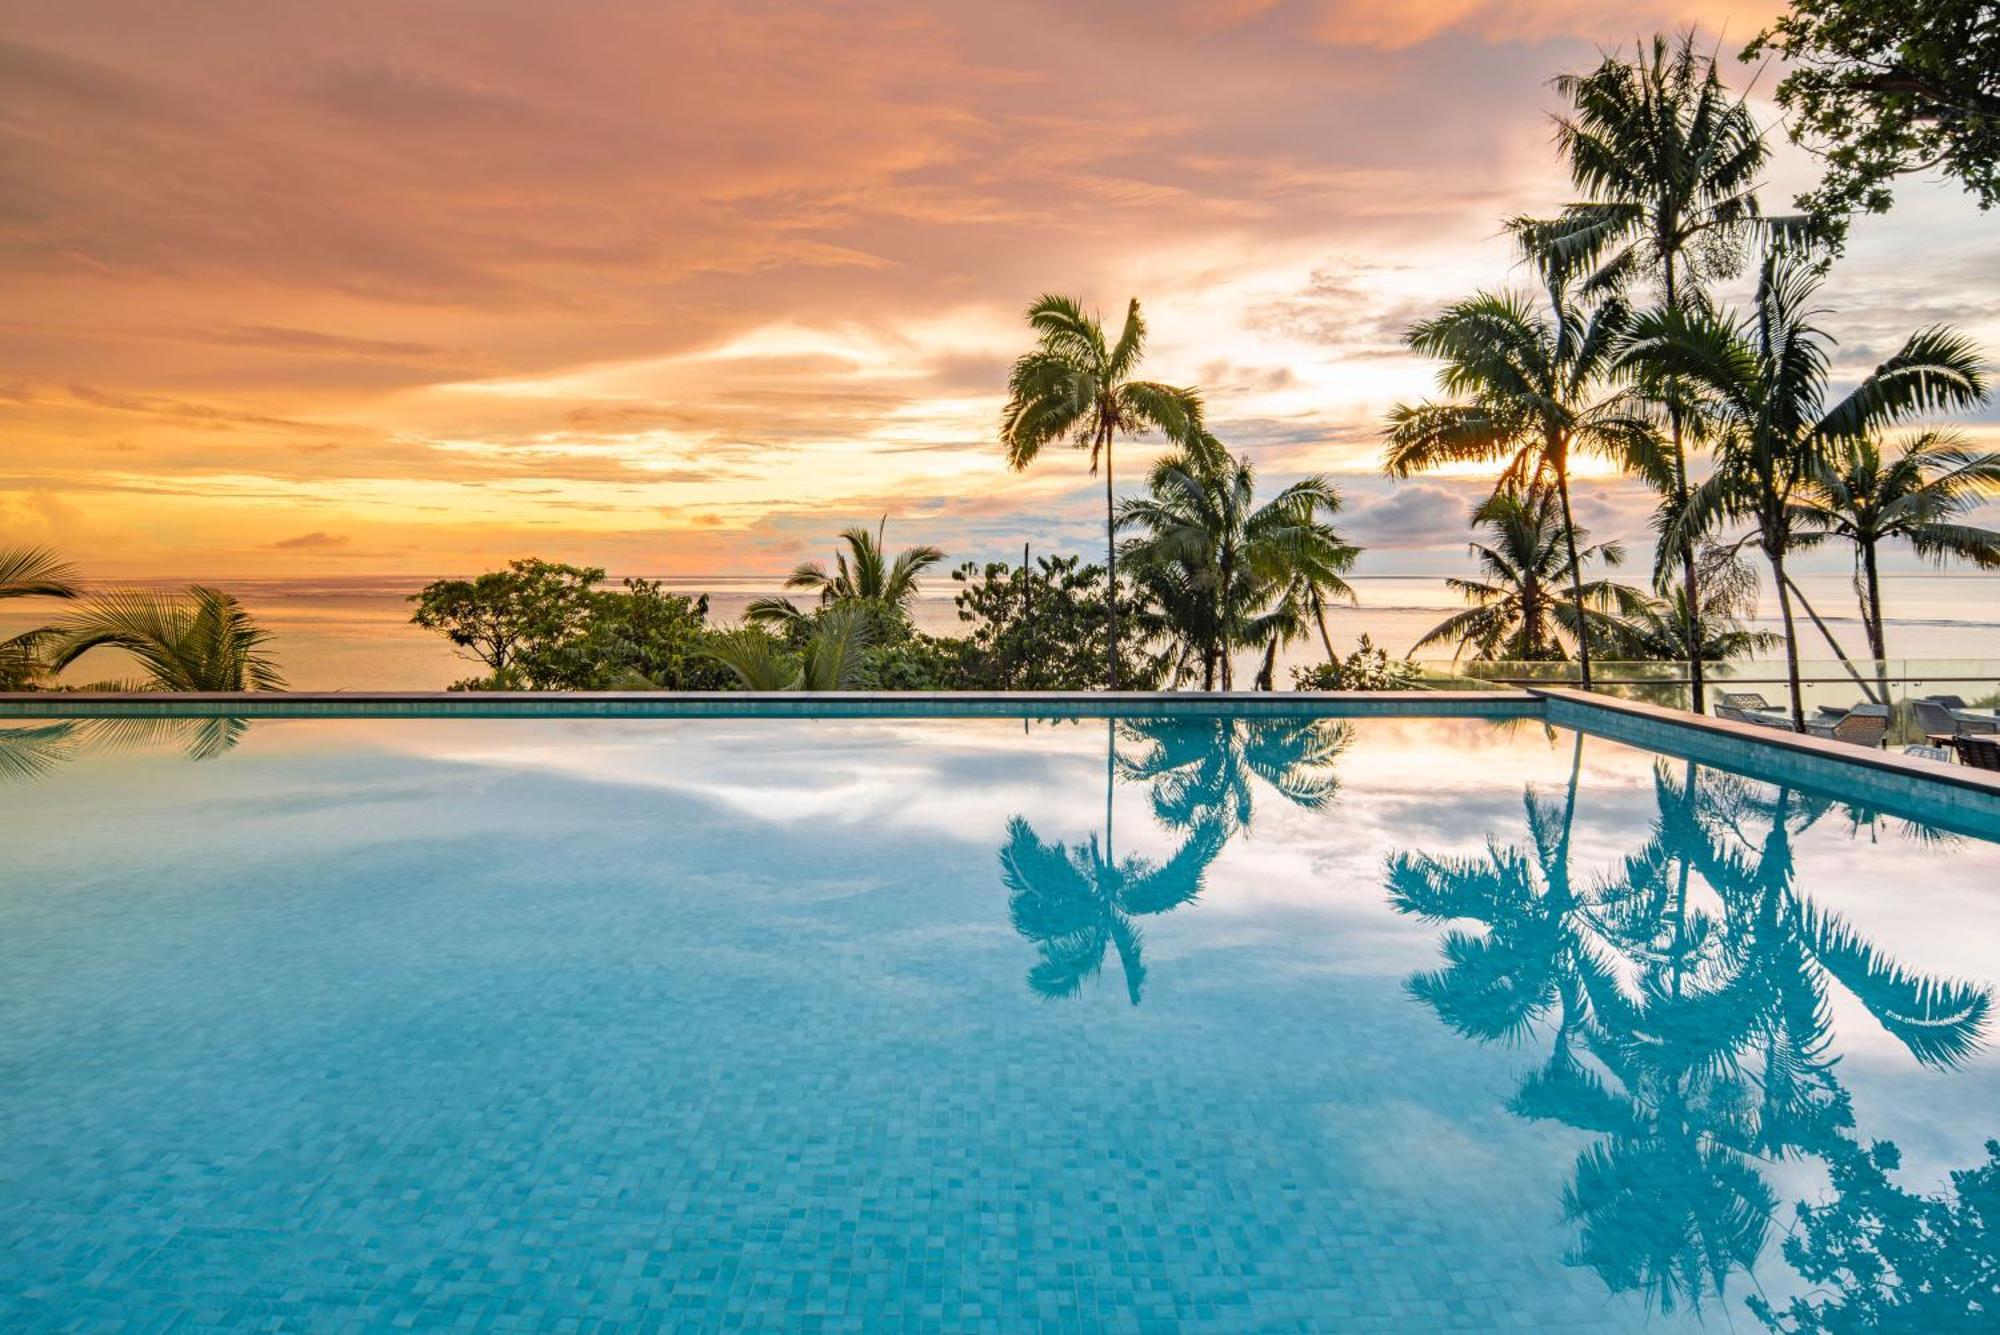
[2,711,1995,1330]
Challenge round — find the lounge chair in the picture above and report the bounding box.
[1717,702,1794,730]
[1911,697,1994,740]
[1919,695,1999,735]
[1951,734,2000,771]
[1717,691,1774,712]
[1805,703,1889,749]
[1903,744,1953,763]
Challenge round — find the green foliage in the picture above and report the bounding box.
[1290,635,1423,691]
[0,546,81,690]
[47,585,284,691]
[1749,0,2000,233]
[949,555,1131,690]
[410,559,605,688]
[705,604,876,691]
[410,562,728,691]
[1751,1138,2000,1333]
[745,519,944,631]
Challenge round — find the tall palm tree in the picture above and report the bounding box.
[0,547,81,689]
[705,605,874,690]
[1412,489,1647,664]
[1386,287,1656,687]
[1607,545,1779,669]
[1792,433,2000,692]
[744,518,944,630]
[1246,476,1358,688]
[1514,30,1775,712]
[1000,295,1207,688]
[1622,250,1987,727]
[47,585,284,691]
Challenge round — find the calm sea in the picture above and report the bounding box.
[4,572,1997,691]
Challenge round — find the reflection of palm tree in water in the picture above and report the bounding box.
[0,715,249,783]
[1002,715,1348,1003]
[1386,742,1993,1316]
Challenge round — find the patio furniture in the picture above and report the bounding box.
[1717,691,1775,712]
[1903,744,1953,763]
[1951,734,2000,771]
[1914,697,1999,737]
[1805,703,1889,749]
[1717,702,1795,730]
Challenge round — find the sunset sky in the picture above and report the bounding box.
[3,0,1996,579]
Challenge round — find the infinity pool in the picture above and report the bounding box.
[2,710,1995,1330]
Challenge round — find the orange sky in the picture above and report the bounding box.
[2,0,1994,578]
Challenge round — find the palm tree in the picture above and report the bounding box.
[1119,449,1354,689]
[1118,715,1349,838]
[743,518,945,630]
[1000,295,1207,688]
[1622,250,1987,727]
[1387,287,1656,688]
[1608,545,1779,669]
[0,547,81,689]
[1792,432,2000,693]
[1413,489,1647,665]
[46,585,284,691]
[705,605,874,690]
[1514,31,1775,713]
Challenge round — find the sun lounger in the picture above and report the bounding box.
[1914,697,1999,737]
[1950,734,2000,771]
[1805,703,1888,749]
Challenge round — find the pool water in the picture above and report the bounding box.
[2,712,1995,1330]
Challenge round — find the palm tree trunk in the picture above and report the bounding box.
[1662,256,1707,715]
[1312,589,1337,666]
[1102,419,1120,691]
[1781,570,1879,705]
[1861,539,1890,702]
[1769,547,1807,729]
[1554,469,1594,691]
[1256,637,1278,691]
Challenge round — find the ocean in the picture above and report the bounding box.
[4,572,1997,691]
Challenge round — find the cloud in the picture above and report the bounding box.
[269,531,352,550]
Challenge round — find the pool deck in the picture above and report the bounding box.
[5,686,1997,834]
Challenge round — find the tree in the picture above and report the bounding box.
[1000,295,1207,688]
[1749,0,2000,231]
[47,586,284,691]
[1118,448,1353,689]
[1514,30,1775,712]
[1622,249,1987,726]
[566,578,735,691]
[1386,287,1655,687]
[0,547,80,690]
[1608,545,1781,667]
[409,559,603,687]
[743,519,944,631]
[949,554,1130,690]
[1411,488,1647,665]
[704,605,875,691]
[1792,432,2000,693]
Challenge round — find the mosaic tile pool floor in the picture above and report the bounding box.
[2,713,1995,1330]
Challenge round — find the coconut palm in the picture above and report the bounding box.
[705,605,874,691]
[1386,287,1657,687]
[1621,250,1988,727]
[0,547,81,689]
[46,585,284,691]
[1000,295,1207,688]
[743,518,944,630]
[1607,545,1779,667]
[1513,31,1776,713]
[1412,488,1648,664]
[1119,449,1354,689]
[1791,432,2000,693]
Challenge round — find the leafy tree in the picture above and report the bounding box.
[1792,432,2000,690]
[1000,295,1207,688]
[0,547,80,689]
[409,559,603,688]
[1515,30,1776,712]
[1752,1137,2000,1333]
[1412,488,1647,664]
[948,555,1128,690]
[1387,286,1655,687]
[1622,248,1987,726]
[565,578,735,691]
[744,519,944,631]
[1749,0,2000,231]
[47,586,283,691]
[1291,635,1425,691]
